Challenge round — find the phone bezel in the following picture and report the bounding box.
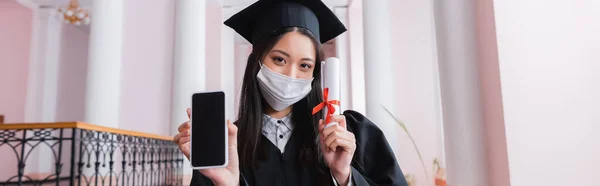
[190,91,229,170]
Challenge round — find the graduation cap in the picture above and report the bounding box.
[224,0,347,44]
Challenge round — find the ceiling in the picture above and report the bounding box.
[18,0,93,9]
[19,0,352,9]
[17,0,353,44]
[221,0,352,7]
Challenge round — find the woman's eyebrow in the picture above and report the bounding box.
[301,58,315,62]
[271,50,290,57]
[271,49,315,62]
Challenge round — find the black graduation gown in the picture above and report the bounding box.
[190,110,408,186]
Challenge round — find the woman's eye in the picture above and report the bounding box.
[273,57,285,64]
[300,63,312,69]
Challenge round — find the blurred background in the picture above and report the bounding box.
[1,0,599,186]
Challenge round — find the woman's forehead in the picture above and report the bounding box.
[270,32,316,57]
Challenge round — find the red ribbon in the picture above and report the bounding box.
[312,88,340,124]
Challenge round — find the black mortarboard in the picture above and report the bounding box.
[224,0,347,44]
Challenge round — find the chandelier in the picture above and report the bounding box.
[56,0,90,25]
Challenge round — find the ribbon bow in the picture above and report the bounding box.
[312,88,340,124]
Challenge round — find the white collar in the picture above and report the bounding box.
[261,113,294,153]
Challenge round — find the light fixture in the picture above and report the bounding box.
[56,0,90,25]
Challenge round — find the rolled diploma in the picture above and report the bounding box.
[322,57,341,128]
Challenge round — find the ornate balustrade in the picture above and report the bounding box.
[0,122,184,186]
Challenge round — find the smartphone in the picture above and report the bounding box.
[190,91,228,169]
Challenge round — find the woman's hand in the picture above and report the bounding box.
[173,109,192,160]
[173,108,240,186]
[319,115,356,186]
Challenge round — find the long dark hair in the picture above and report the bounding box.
[235,27,325,170]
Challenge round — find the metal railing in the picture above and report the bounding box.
[0,122,184,186]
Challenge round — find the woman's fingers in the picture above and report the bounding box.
[320,122,337,137]
[227,120,238,148]
[318,119,334,141]
[173,133,181,143]
[327,137,355,153]
[324,129,355,145]
[321,122,344,139]
[328,115,347,128]
[173,122,190,141]
[227,120,239,169]
[186,108,191,119]
[178,121,190,133]
[179,136,190,144]
[319,115,347,135]
[175,109,191,143]
[319,116,354,153]
[324,130,355,150]
[318,119,324,132]
[173,132,191,144]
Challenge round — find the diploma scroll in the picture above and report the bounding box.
[321,57,341,127]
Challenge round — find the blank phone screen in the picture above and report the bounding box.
[191,92,226,167]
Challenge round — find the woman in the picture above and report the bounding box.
[173,0,408,185]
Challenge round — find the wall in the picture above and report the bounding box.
[55,25,89,122]
[389,0,445,185]
[0,0,32,123]
[2,0,177,179]
[119,0,175,136]
[493,1,600,186]
[6,6,91,175]
[0,0,32,181]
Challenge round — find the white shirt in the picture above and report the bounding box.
[261,114,294,153]
[261,114,353,186]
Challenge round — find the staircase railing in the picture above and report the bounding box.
[0,122,184,186]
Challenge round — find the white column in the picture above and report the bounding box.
[171,0,206,177]
[362,0,399,157]
[333,7,352,112]
[221,7,236,121]
[24,8,45,123]
[171,0,206,132]
[347,3,366,114]
[24,7,64,175]
[84,0,125,127]
[233,43,250,119]
[25,8,62,123]
[433,0,489,185]
[83,1,125,178]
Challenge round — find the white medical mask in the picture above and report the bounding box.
[257,63,313,111]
